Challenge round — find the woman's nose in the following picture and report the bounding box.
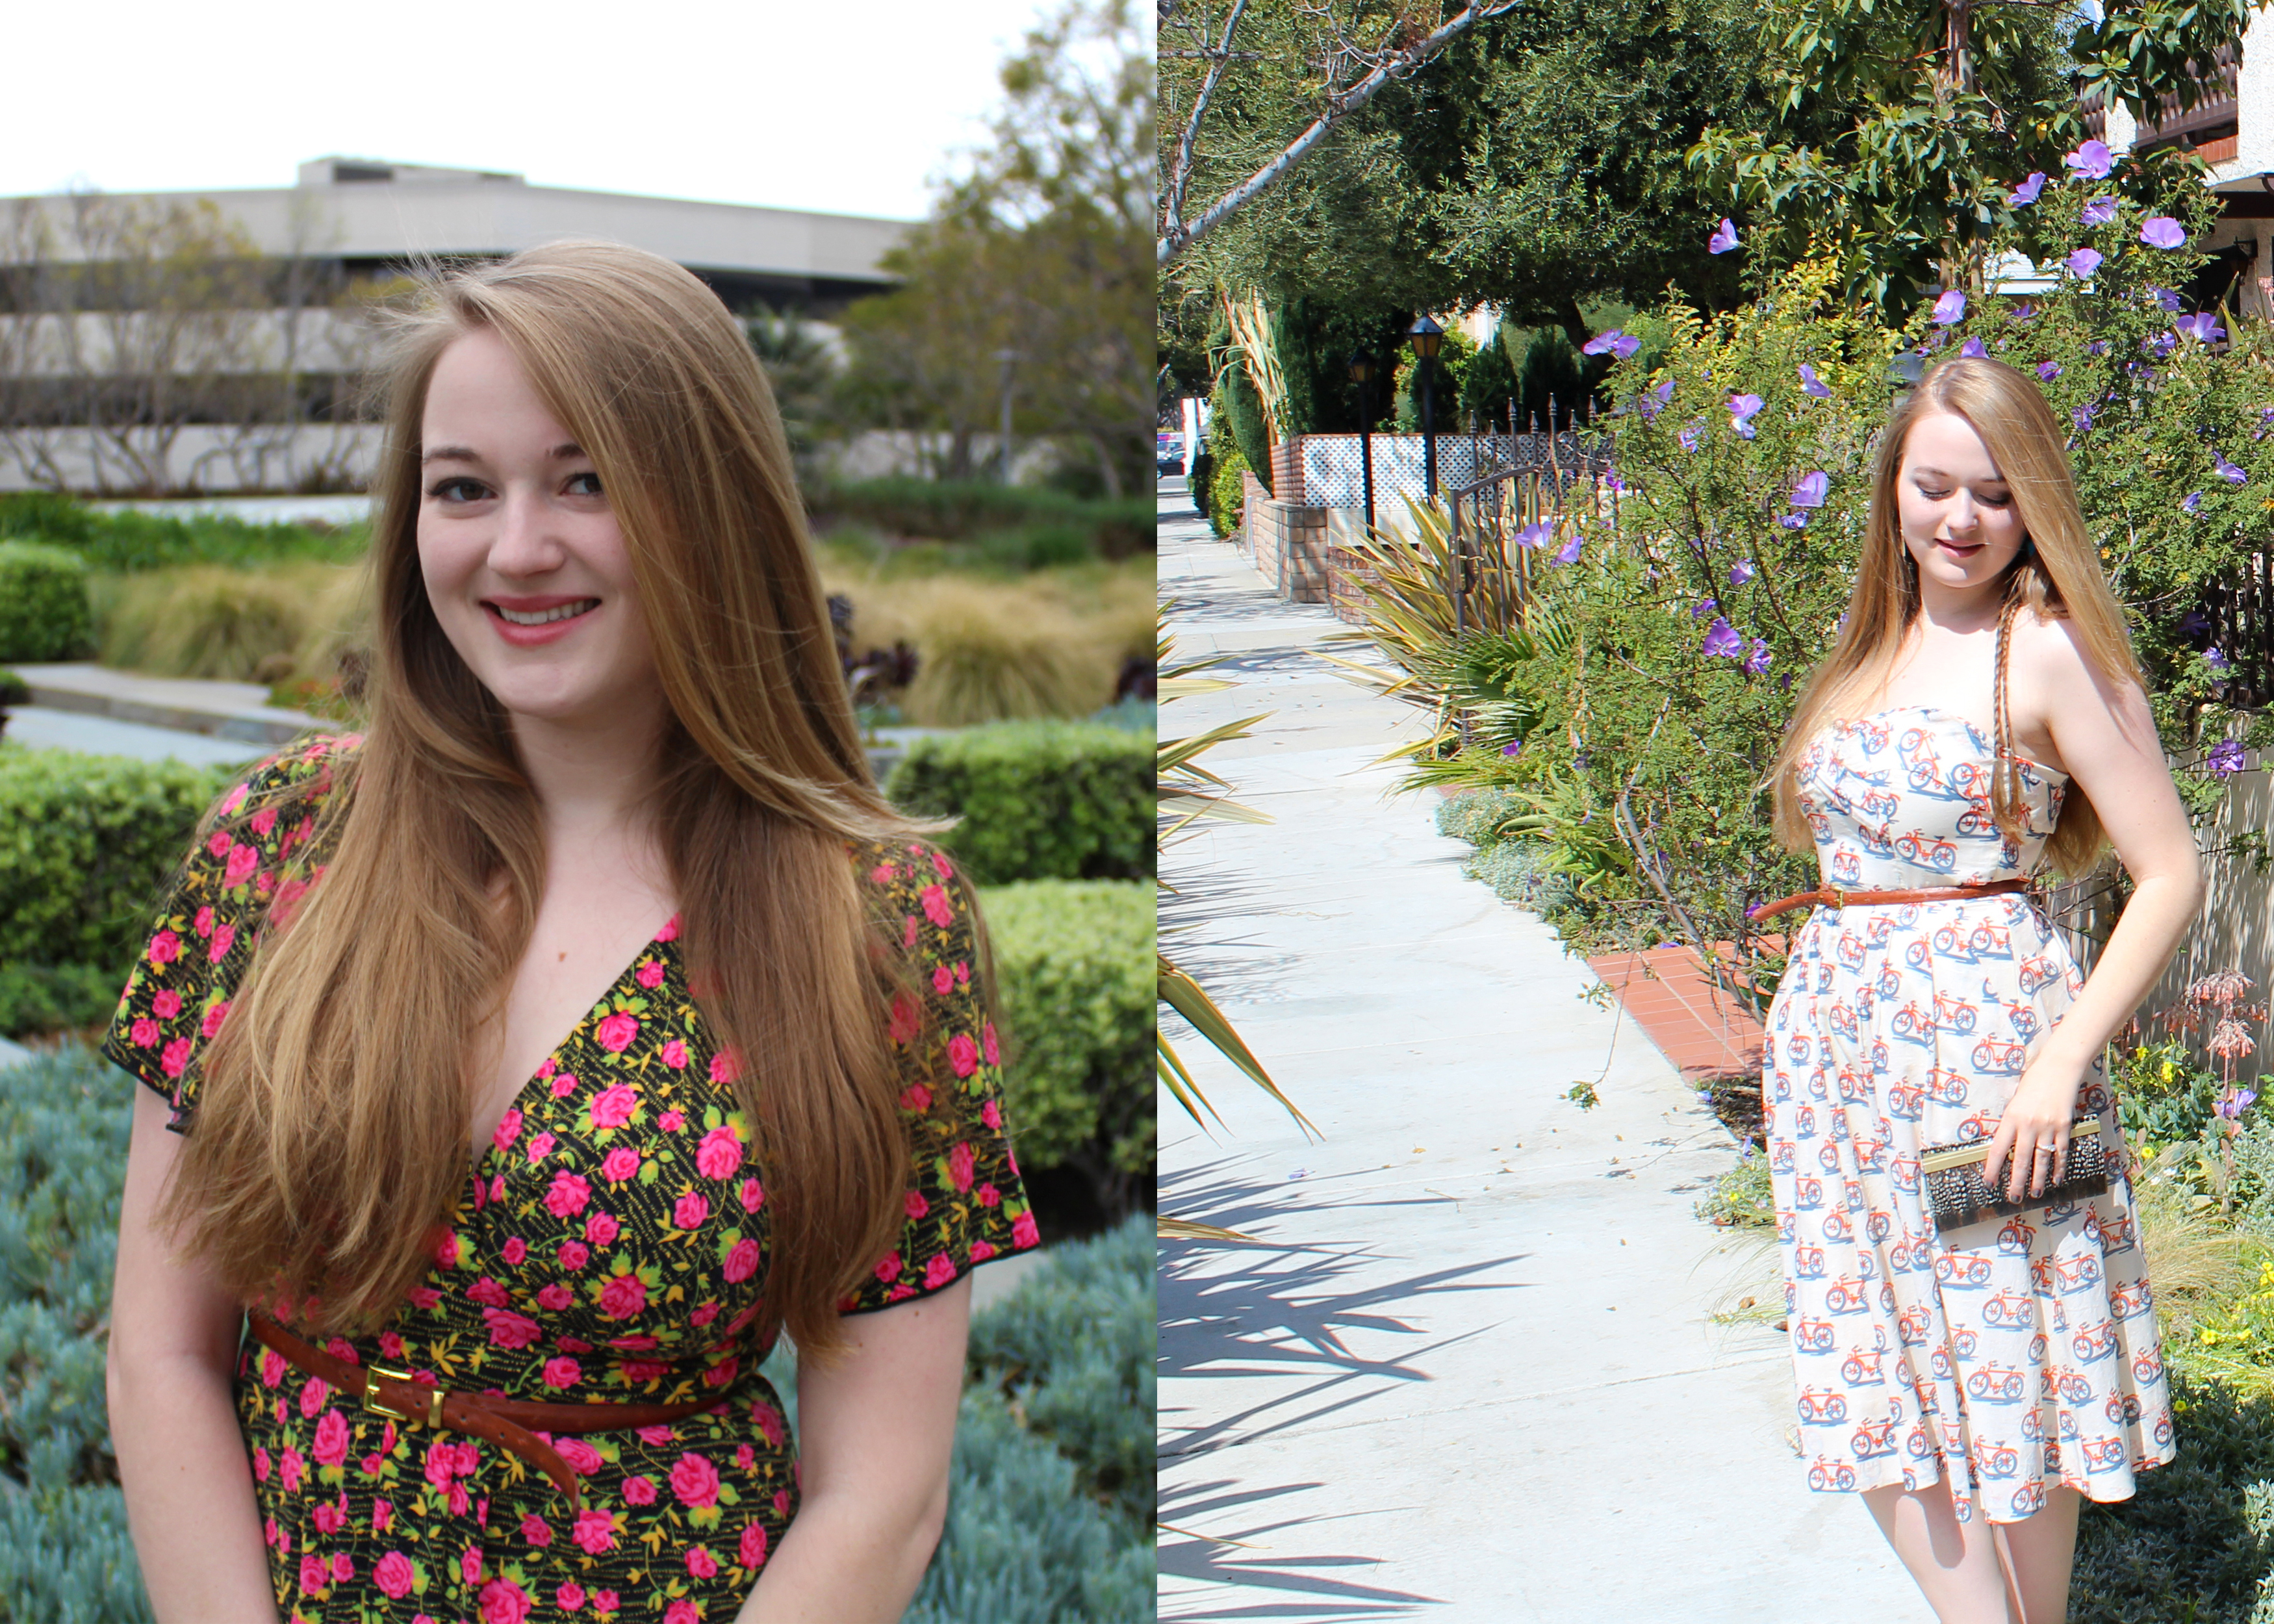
[489,486,566,576]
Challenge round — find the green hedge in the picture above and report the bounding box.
[807,479,1151,562]
[0,965,122,1043]
[0,495,363,575]
[983,881,1153,1208]
[0,752,230,971]
[0,1043,1147,1623]
[886,722,1152,885]
[0,544,94,664]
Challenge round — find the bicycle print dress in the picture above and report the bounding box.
[1765,705,2173,1524]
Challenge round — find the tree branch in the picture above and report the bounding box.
[1158,0,1524,266]
[1162,0,1251,252]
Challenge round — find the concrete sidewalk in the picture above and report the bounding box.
[1156,482,1926,1621]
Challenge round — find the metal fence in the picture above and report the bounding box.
[1297,431,1610,511]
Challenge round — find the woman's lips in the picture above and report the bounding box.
[482,598,598,646]
[1935,539,1985,560]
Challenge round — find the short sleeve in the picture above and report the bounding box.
[839,841,1039,1313]
[101,737,349,1132]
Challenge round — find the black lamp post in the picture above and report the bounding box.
[1348,349,1378,539]
[1410,316,1444,499]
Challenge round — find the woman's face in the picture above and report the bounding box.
[416,329,661,731]
[1894,407,2028,601]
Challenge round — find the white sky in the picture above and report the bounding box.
[0,0,1067,223]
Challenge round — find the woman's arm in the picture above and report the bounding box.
[107,1085,281,1623]
[735,1276,971,1623]
[1982,617,2204,1200]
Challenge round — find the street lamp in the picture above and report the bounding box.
[1410,316,1444,499]
[1348,349,1379,539]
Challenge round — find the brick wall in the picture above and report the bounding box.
[1240,469,1330,603]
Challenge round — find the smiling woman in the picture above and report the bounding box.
[101,242,1038,1623]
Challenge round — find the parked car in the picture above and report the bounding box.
[1157,432,1185,475]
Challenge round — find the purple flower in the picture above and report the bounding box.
[2142,216,2188,250]
[2065,139,2114,179]
[1639,377,1674,420]
[2209,739,2247,777]
[1514,521,1553,550]
[1583,329,1642,359]
[1797,363,1832,398]
[1729,559,1756,586]
[1930,290,1968,325]
[2177,312,2223,344]
[1743,638,1773,676]
[1501,741,1524,757]
[1709,217,1741,255]
[2219,452,2249,485]
[2217,1084,2258,1119]
[2184,490,2203,515]
[1780,512,1810,529]
[2147,285,2182,313]
[1791,470,1830,508]
[2009,171,2049,206]
[1959,337,1988,359]
[1728,394,1764,438]
[1603,467,1628,494]
[2085,340,2108,357]
[1678,422,1703,453]
[1552,532,1583,565]
[1702,616,1743,659]
[1691,597,1719,619]
[2064,247,2104,279]
[2073,403,2097,433]
[2180,609,2213,636]
[2035,361,2062,381]
[2208,648,2233,672]
[2082,196,2119,227]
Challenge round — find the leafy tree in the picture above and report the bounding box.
[1688,0,2258,310]
[837,0,1151,492]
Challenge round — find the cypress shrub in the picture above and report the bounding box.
[885,722,1151,885]
[0,544,95,664]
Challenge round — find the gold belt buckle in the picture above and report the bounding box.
[363,1364,444,1427]
[1826,886,1847,910]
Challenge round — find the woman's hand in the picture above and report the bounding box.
[1980,1054,2089,1204]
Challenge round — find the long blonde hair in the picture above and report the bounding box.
[1768,357,2141,878]
[165,241,933,1354]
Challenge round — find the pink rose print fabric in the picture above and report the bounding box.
[104,739,1037,1619]
[1768,706,2173,1523]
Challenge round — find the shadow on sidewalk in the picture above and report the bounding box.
[1158,1160,1533,1619]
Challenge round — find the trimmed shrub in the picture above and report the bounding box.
[886,722,1152,884]
[0,751,231,970]
[0,543,94,663]
[0,963,123,1041]
[807,479,1151,563]
[983,881,1153,1210]
[0,495,363,574]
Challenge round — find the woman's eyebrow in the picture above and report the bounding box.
[419,442,585,464]
[1910,464,2008,483]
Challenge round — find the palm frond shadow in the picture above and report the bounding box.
[1157,1161,1532,1618]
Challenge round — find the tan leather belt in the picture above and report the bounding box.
[1746,876,2030,922]
[248,1312,726,1509]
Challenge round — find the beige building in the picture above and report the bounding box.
[0,157,910,494]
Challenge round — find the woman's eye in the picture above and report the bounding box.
[567,471,606,498]
[428,477,490,503]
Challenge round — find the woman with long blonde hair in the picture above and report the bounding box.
[1754,357,2198,1622]
[104,240,1038,1621]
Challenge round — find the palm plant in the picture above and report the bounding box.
[1156,608,1317,1241]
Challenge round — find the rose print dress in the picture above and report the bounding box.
[104,737,1039,1621]
[1765,705,2173,1523]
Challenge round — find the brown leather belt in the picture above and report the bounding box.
[1746,876,2030,922]
[247,1312,726,1510]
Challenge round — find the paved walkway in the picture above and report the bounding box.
[1155,482,1926,1622]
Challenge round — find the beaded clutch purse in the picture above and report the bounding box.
[1919,1117,2109,1228]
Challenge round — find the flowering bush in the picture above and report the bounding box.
[1464,140,2274,978]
